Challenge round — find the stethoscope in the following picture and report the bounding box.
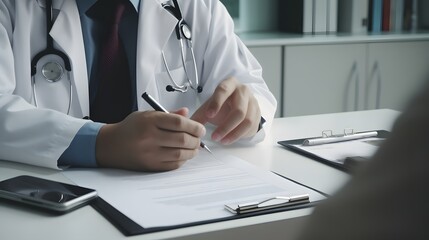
[29,0,200,116]
[31,0,73,114]
[162,0,203,93]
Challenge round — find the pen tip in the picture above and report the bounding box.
[204,145,213,154]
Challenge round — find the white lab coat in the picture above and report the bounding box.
[0,0,277,169]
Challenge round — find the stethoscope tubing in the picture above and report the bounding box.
[32,0,201,117]
[162,1,202,94]
[31,0,73,114]
[161,51,188,93]
[31,72,73,115]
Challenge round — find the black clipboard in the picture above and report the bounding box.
[90,173,327,236]
[277,130,390,172]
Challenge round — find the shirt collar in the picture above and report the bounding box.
[76,0,140,14]
[129,0,140,11]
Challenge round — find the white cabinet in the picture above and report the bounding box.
[248,46,282,117]
[281,40,429,117]
[282,44,366,117]
[365,41,429,111]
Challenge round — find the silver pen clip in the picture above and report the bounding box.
[225,194,310,214]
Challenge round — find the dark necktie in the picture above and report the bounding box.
[89,0,134,123]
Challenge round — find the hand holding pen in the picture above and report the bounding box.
[142,92,212,154]
[95,94,208,172]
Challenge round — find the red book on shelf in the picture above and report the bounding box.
[382,0,391,31]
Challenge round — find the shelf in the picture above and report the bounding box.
[239,31,429,47]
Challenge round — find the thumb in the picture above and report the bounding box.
[191,105,209,125]
[191,99,211,124]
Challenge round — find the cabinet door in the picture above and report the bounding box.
[248,46,282,117]
[283,44,366,117]
[366,41,429,111]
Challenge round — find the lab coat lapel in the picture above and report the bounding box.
[136,0,177,110]
[49,0,89,117]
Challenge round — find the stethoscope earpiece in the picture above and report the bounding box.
[166,84,203,93]
[166,85,178,92]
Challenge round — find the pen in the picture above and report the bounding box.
[141,92,212,154]
[303,131,378,146]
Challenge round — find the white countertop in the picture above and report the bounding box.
[0,109,401,240]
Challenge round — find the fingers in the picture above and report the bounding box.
[172,107,189,117]
[95,111,205,172]
[191,78,238,125]
[95,78,261,172]
[157,148,199,163]
[192,77,261,145]
[211,85,249,142]
[206,78,237,118]
[191,101,210,125]
[155,111,206,138]
[213,90,259,144]
[134,133,201,172]
[142,148,199,172]
[152,160,187,172]
[220,97,260,144]
[156,130,201,149]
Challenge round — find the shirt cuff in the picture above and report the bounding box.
[58,122,104,168]
[257,116,266,132]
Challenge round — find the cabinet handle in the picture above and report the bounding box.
[367,61,382,109]
[344,61,359,111]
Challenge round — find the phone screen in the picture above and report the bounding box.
[0,175,97,212]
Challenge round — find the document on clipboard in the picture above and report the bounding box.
[62,151,326,236]
[278,129,390,171]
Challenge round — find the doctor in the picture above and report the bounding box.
[0,0,276,171]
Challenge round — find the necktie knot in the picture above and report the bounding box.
[87,0,130,24]
[112,2,126,24]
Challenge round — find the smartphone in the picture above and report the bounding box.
[0,175,97,213]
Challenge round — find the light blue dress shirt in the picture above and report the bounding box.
[59,0,140,167]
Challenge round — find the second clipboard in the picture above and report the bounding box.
[277,130,390,172]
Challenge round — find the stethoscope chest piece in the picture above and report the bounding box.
[41,62,64,82]
[180,23,192,40]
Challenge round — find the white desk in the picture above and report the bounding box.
[0,109,400,240]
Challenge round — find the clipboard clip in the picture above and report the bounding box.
[225,194,310,214]
[303,129,378,146]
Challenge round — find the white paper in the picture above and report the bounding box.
[63,152,325,228]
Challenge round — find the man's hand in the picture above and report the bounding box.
[96,108,206,171]
[192,77,261,145]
